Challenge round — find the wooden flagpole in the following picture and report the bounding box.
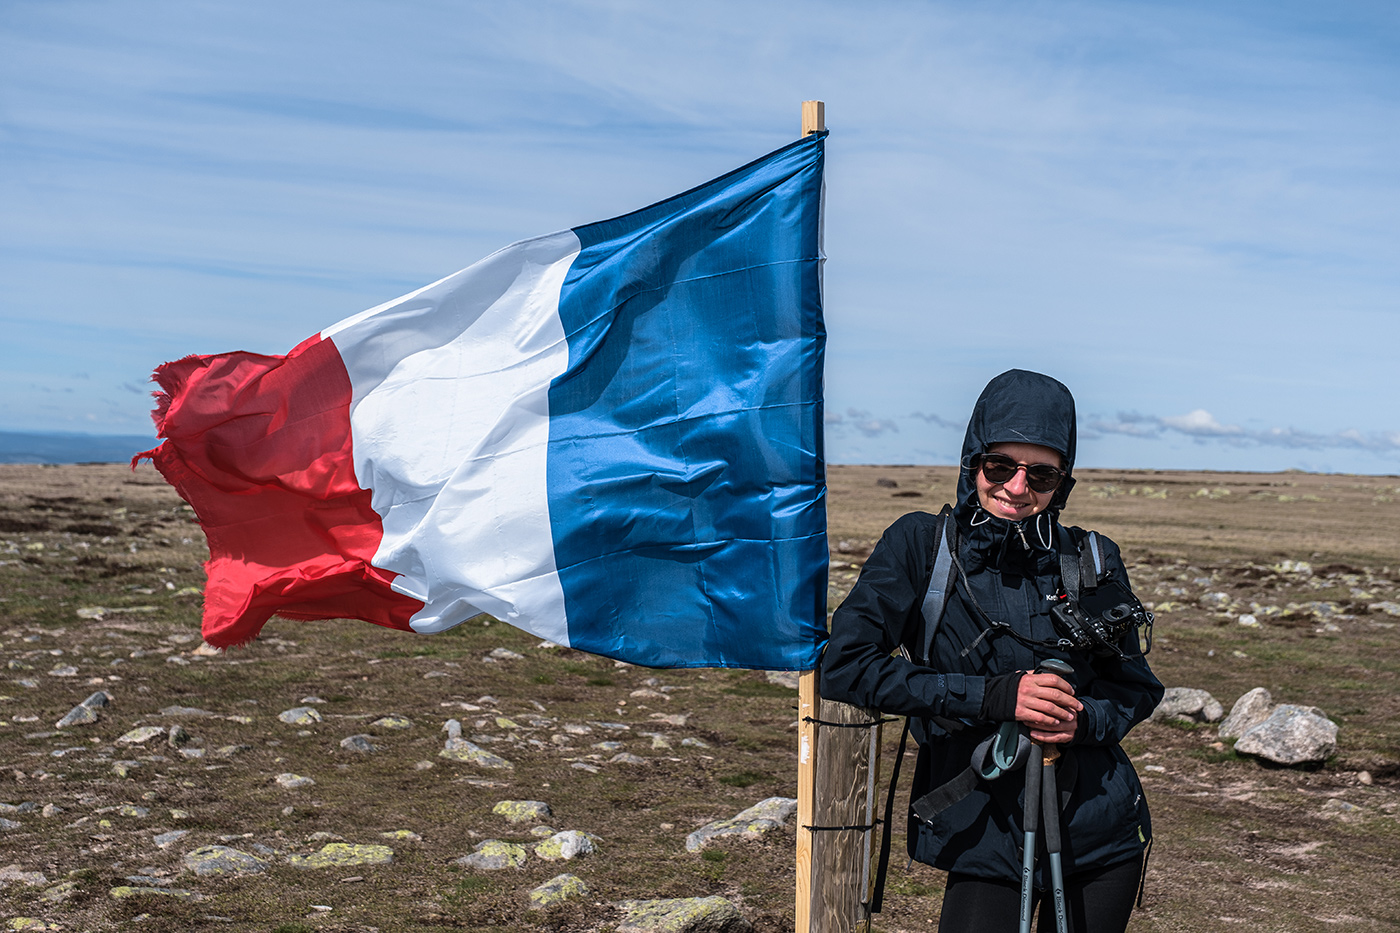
[795,97,825,933]
[796,99,886,933]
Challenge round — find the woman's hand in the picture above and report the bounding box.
[1016,671,1082,745]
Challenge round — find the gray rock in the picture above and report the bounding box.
[115,726,166,746]
[616,896,752,933]
[274,773,316,789]
[153,830,191,849]
[1219,688,1274,739]
[0,818,21,831]
[529,872,589,909]
[159,706,216,717]
[1234,704,1338,765]
[455,839,527,870]
[685,801,796,853]
[183,844,269,877]
[534,830,596,861]
[1150,687,1224,723]
[55,691,113,728]
[215,744,253,758]
[55,704,101,727]
[488,647,524,660]
[609,753,648,766]
[764,671,800,689]
[277,707,323,725]
[109,884,200,901]
[733,797,798,824]
[40,880,78,903]
[0,865,48,886]
[339,734,379,753]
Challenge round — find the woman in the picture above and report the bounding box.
[820,369,1162,932]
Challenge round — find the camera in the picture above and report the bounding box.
[1049,580,1154,659]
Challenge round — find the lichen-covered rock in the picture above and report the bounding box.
[530,873,590,909]
[109,885,199,900]
[274,772,316,789]
[0,865,48,886]
[7,919,59,931]
[216,744,253,758]
[39,880,78,903]
[1150,687,1224,723]
[1235,705,1338,765]
[285,843,394,869]
[183,844,269,877]
[1219,687,1273,739]
[114,725,165,746]
[372,714,413,730]
[684,798,796,852]
[278,706,323,725]
[493,800,552,823]
[440,738,514,769]
[534,830,596,861]
[685,816,782,852]
[615,896,752,933]
[455,839,528,870]
[380,830,422,843]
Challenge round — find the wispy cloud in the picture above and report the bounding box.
[1087,409,1400,453]
[909,411,963,430]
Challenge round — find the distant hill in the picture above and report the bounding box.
[0,431,158,465]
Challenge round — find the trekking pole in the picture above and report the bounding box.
[1038,658,1074,933]
[1018,732,1041,933]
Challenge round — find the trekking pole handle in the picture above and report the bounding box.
[1035,659,1072,765]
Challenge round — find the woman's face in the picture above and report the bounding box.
[974,441,1064,522]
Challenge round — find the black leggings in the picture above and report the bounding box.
[937,852,1143,933]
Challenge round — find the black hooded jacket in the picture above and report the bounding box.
[819,370,1164,883]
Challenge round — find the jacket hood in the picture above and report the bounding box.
[955,369,1077,522]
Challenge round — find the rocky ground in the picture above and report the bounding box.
[1,463,1398,932]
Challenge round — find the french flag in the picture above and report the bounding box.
[140,133,829,671]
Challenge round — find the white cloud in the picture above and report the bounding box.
[1159,409,1244,437]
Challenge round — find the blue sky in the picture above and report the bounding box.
[3,0,1397,473]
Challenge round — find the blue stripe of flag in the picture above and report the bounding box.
[545,132,828,670]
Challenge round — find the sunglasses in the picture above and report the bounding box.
[975,453,1066,494]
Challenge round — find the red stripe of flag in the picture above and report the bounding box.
[137,334,423,647]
